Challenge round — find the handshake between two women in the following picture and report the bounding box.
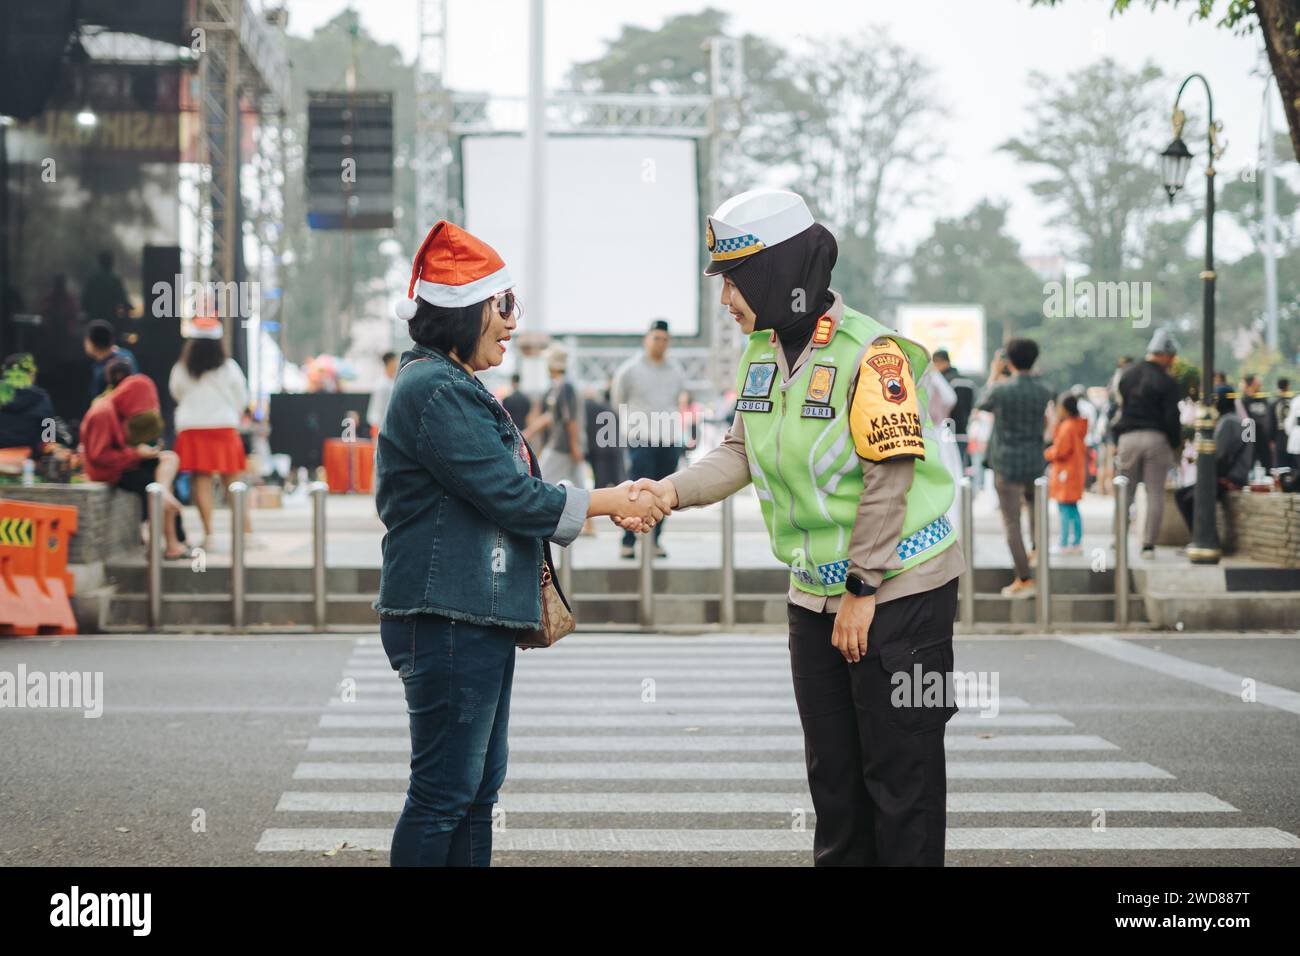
[586,477,678,534]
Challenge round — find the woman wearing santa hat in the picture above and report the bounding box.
[374,220,667,867]
[169,315,251,549]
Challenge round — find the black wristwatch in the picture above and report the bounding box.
[845,573,878,597]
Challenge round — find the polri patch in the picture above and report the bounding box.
[801,405,835,419]
[805,364,836,404]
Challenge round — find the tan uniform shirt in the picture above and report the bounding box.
[667,293,965,612]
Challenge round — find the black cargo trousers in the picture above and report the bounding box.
[787,576,959,867]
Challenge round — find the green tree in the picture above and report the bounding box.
[1135,214,1202,327]
[787,28,944,312]
[907,200,1045,353]
[566,7,813,191]
[1029,0,1300,162]
[566,15,945,316]
[1215,249,1300,365]
[1000,59,1167,277]
[1219,133,1300,251]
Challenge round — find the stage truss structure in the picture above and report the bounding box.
[191,0,289,361]
[414,0,745,390]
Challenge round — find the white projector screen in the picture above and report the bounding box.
[462,135,700,336]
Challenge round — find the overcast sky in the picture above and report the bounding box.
[281,0,1280,260]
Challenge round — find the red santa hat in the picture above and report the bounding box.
[395,220,513,320]
[185,315,224,339]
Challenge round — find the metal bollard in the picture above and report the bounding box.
[229,481,248,632]
[146,482,163,630]
[959,478,975,627]
[638,525,654,629]
[310,481,329,630]
[1034,476,1051,630]
[1113,476,1130,628]
[720,495,735,629]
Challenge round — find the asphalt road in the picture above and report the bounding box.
[2,630,1298,867]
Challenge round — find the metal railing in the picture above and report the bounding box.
[138,473,1139,631]
[720,495,736,628]
[1035,476,1051,630]
[146,483,163,629]
[638,532,654,628]
[960,478,975,626]
[230,482,247,632]
[312,481,329,630]
[1113,476,1131,628]
[554,494,738,629]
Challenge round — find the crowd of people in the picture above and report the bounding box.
[947,329,1297,596]
[6,242,1298,590]
[0,311,251,558]
[446,311,1299,590]
[491,317,700,559]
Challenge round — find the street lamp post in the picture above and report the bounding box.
[1159,73,1225,565]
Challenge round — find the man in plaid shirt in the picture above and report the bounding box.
[978,338,1053,596]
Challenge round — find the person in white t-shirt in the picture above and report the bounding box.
[169,317,250,547]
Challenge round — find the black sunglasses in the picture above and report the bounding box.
[494,292,520,319]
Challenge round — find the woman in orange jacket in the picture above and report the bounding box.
[1045,393,1088,553]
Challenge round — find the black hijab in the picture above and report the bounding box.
[728,223,838,369]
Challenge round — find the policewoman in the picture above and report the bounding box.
[634,188,965,866]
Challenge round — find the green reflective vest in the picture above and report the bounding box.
[736,307,957,597]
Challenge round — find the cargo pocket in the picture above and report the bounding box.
[876,632,958,734]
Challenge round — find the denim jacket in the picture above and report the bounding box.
[373,344,590,628]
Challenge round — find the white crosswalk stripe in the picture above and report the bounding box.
[292,760,1174,780]
[303,734,1116,753]
[274,790,1240,815]
[316,712,1075,729]
[256,826,1300,853]
[256,635,1300,860]
[325,694,1031,712]
[346,665,799,678]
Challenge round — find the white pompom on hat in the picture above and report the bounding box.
[395,220,513,319]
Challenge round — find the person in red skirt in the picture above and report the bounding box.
[169,316,250,548]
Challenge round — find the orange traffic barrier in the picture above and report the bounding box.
[322,439,375,494]
[0,447,31,472]
[0,498,78,636]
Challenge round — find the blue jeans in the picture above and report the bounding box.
[379,613,516,866]
[1057,501,1082,546]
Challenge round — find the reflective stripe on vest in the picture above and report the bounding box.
[738,307,957,596]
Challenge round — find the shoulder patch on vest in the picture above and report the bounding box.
[811,315,834,346]
[851,337,926,461]
[741,361,776,399]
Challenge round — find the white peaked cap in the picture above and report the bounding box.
[704,187,815,276]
